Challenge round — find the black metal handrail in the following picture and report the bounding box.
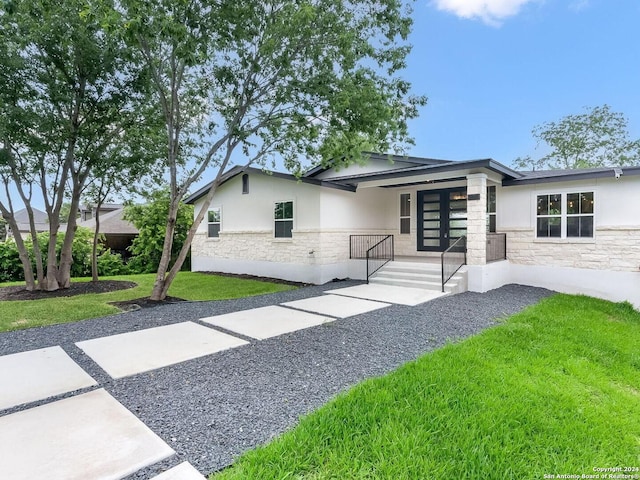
[441,235,467,292]
[366,235,394,283]
[350,234,392,259]
[486,233,507,262]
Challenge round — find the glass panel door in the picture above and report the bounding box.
[417,188,467,251]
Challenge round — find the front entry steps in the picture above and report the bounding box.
[369,260,468,294]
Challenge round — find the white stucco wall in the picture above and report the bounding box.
[474,175,640,308]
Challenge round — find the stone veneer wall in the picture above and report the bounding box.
[504,227,640,272]
[191,229,397,267]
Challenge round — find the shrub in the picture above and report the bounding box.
[0,239,23,282]
[97,249,130,276]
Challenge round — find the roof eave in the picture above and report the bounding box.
[503,166,640,186]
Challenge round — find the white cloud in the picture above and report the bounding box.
[431,0,536,26]
[569,0,589,12]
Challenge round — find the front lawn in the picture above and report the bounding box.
[213,294,640,479]
[0,272,294,332]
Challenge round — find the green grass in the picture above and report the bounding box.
[212,295,640,479]
[0,272,294,332]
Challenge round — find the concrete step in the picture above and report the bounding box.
[370,261,467,294]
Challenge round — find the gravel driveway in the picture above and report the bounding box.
[0,282,552,478]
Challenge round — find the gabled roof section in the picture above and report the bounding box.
[303,152,453,178]
[324,158,522,186]
[185,165,357,204]
[77,208,138,235]
[504,165,640,186]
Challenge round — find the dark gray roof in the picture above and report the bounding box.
[303,151,453,178]
[322,158,522,185]
[504,165,640,186]
[77,208,138,235]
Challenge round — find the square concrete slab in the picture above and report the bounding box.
[201,305,335,340]
[282,294,390,318]
[0,346,97,411]
[151,462,206,480]
[0,388,174,480]
[325,284,447,306]
[76,321,248,379]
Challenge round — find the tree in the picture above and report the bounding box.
[514,105,640,170]
[111,0,425,300]
[0,0,152,291]
[124,191,194,274]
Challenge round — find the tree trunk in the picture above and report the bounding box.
[43,224,61,291]
[56,192,82,289]
[0,211,37,290]
[149,198,180,301]
[24,205,45,288]
[91,202,101,282]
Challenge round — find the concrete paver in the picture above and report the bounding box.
[325,283,447,306]
[0,346,96,411]
[76,321,248,379]
[282,294,390,318]
[151,462,206,480]
[201,305,335,340]
[0,388,174,480]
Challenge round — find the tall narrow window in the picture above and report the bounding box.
[400,193,410,234]
[487,186,496,233]
[207,208,221,238]
[536,194,561,238]
[567,192,594,237]
[242,174,249,194]
[274,201,293,238]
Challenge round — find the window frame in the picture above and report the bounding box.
[399,193,411,234]
[242,174,249,194]
[487,185,496,233]
[274,200,294,238]
[566,192,594,238]
[534,191,595,240]
[207,207,221,238]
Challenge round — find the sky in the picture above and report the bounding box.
[401,0,640,166]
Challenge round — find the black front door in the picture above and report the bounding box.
[417,188,467,251]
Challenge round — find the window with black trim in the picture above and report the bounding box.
[400,193,410,234]
[207,208,221,238]
[567,192,594,237]
[536,194,561,238]
[242,174,249,194]
[274,201,293,238]
[487,186,496,233]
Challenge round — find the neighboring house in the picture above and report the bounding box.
[77,205,139,258]
[186,153,640,308]
[6,208,49,238]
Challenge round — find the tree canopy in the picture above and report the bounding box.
[109,0,426,300]
[514,105,640,171]
[0,0,157,290]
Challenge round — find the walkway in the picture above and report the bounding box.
[0,282,551,479]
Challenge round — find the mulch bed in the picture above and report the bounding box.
[0,280,138,301]
[0,280,186,311]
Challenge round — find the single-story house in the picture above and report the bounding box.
[186,153,640,308]
[76,204,138,259]
[6,207,49,239]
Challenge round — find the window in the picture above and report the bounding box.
[536,192,594,239]
[242,174,249,194]
[567,192,594,238]
[207,208,221,238]
[274,201,293,238]
[536,194,562,238]
[400,193,410,234]
[487,186,496,233]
